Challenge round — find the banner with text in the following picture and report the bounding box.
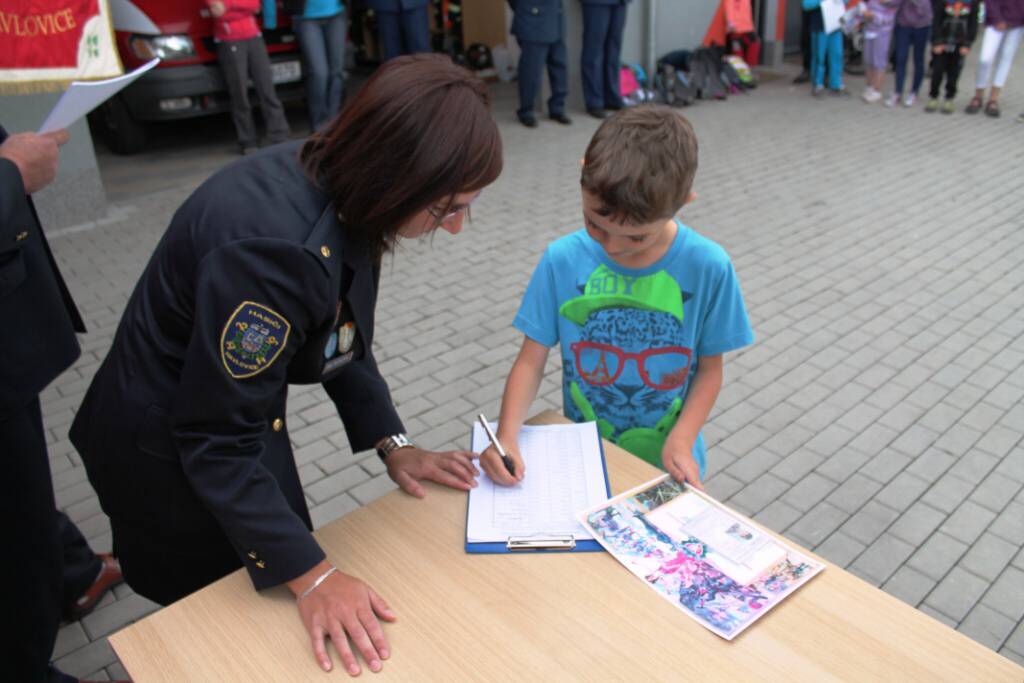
[0,0,122,94]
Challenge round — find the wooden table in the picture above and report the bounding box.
[110,412,1023,681]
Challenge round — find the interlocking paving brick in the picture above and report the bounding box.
[82,593,160,640]
[887,502,946,547]
[940,500,998,545]
[309,493,360,530]
[349,474,399,506]
[53,637,118,678]
[980,566,1024,623]
[849,533,915,585]
[882,565,936,608]
[786,501,847,548]
[907,532,970,583]
[781,473,837,513]
[839,500,900,546]
[306,466,371,504]
[813,531,866,569]
[925,567,990,623]
[958,604,1018,651]
[874,472,930,513]
[858,449,912,485]
[753,499,802,534]
[961,533,1020,583]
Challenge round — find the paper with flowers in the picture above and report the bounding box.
[578,474,825,640]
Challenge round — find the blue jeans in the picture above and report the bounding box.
[811,30,843,90]
[893,24,930,95]
[295,11,347,130]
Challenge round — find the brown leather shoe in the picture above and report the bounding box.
[69,553,124,621]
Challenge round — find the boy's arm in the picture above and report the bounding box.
[479,336,550,486]
[662,354,724,490]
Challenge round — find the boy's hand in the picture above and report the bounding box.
[479,442,524,486]
[933,45,945,54]
[958,46,970,56]
[662,441,703,491]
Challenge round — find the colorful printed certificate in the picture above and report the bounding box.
[578,475,824,640]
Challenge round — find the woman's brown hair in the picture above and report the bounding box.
[301,53,503,257]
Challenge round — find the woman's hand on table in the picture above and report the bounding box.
[479,441,525,486]
[289,561,395,676]
[385,447,479,497]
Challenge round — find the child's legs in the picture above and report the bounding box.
[826,30,844,89]
[892,25,912,94]
[975,25,1004,91]
[811,30,826,86]
[945,51,965,99]
[992,26,1024,89]
[929,50,947,99]
[865,31,893,89]
[910,26,930,93]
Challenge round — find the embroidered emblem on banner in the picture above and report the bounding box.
[221,301,291,379]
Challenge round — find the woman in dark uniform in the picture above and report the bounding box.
[69,54,501,676]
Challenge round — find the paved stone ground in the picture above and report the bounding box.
[42,52,1024,678]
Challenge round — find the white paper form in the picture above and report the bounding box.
[820,0,846,34]
[467,422,609,543]
[645,491,786,585]
[39,59,160,134]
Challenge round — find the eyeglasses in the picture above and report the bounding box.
[427,193,480,226]
[570,341,692,390]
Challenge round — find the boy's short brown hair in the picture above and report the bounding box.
[580,104,698,225]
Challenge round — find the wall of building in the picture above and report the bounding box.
[1,93,108,231]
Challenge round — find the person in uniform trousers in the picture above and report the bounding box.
[1,127,126,683]
[366,0,431,62]
[509,0,573,127]
[69,54,502,677]
[579,0,631,119]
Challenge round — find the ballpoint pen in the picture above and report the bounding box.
[477,413,516,477]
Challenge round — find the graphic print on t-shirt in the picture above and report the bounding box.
[559,265,693,465]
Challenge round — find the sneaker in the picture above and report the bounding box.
[924,98,939,113]
[829,87,851,98]
[942,99,955,114]
[862,87,882,103]
[793,69,811,84]
[884,93,899,107]
[903,93,917,107]
[812,85,826,98]
[1017,111,1024,123]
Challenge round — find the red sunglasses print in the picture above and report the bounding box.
[570,341,693,390]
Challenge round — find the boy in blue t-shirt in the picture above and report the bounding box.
[480,104,753,489]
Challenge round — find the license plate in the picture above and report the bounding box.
[271,60,301,84]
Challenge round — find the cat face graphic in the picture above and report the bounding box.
[566,307,688,435]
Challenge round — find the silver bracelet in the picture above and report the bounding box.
[297,565,338,603]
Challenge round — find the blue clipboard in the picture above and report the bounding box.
[464,421,612,554]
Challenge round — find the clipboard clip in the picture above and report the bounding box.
[506,535,576,551]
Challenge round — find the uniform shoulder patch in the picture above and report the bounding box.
[220,301,291,379]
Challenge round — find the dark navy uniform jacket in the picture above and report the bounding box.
[0,125,85,419]
[70,142,405,592]
[509,0,566,44]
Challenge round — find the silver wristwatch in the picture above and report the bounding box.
[375,433,415,459]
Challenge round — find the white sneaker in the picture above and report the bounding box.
[862,88,882,103]
[903,93,917,107]
[861,87,875,102]
[884,93,899,107]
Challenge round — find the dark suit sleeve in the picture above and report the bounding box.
[170,238,331,590]
[322,346,405,454]
[0,158,28,274]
